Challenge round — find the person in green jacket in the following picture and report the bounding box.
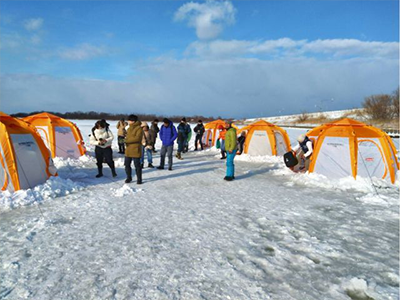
[224,121,237,181]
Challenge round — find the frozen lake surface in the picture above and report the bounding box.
[0,120,399,300]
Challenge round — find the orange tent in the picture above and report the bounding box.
[203,120,238,147]
[306,118,399,183]
[23,112,86,159]
[0,112,57,191]
[238,120,291,156]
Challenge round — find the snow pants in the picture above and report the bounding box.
[177,139,185,153]
[95,146,115,174]
[117,136,125,153]
[140,146,153,164]
[125,157,142,182]
[226,151,236,178]
[195,134,203,150]
[160,145,173,169]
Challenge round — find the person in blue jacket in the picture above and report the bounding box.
[157,118,178,171]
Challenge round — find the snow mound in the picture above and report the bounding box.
[110,184,143,197]
[343,278,375,300]
[0,176,84,212]
[235,153,282,164]
[53,155,96,169]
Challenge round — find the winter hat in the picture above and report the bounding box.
[128,114,138,122]
[297,134,306,143]
[181,117,187,122]
[141,121,148,128]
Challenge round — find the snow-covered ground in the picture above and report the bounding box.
[0,120,399,300]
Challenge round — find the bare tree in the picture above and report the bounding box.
[392,88,399,119]
[362,94,392,120]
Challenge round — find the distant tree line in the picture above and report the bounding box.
[363,88,399,120]
[11,111,221,123]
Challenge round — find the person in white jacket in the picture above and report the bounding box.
[90,120,117,178]
[292,134,313,171]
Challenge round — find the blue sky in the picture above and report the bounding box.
[1,0,398,118]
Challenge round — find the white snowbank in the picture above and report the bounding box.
[0,176,84,212]
[343,278,376,300]
[110,184,143,197]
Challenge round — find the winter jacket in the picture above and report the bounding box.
[293,137,313,158]
[125,121,144,158]
[159,121,178,146]
[142,130,153,149]
[149,123,160,144]
[90,128,114,148]
[194,124,205,136]
[116,121,128,137]
[177,123,189,142]
[219,129,227,140]
[225,127,237,152]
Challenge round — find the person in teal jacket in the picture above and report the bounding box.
[224,121,237,181]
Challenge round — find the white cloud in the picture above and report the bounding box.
[23,18,44,31]
[30,34,41,45]
[58,43,107,60]
[1,55,398,118]
[174,0,236,40]
[185,38,399,59]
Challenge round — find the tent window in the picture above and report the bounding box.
[55,126,80,159]
[357,139,387,180]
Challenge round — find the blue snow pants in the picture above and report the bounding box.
[226,151,236,177]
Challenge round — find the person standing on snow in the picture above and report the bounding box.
[292,134,313,171]
[116,118,128,154]
[224,121,237,181]
[218,125,227,159]
[176,118,188,160]
[184,122,191,153]
[193,120,205,151]
[149,119,160,153]
[140,122,154,169]
[157,118,178,170]
[237,131,246,154]
[124,115,144,184]
[90,120,117,178]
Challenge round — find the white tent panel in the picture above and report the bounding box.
[274,131,287,156]
[10,134,48,190]
[357,139,387,180]
[55,127,80,158]
[248,130,272,156]
[313,137,352,179]
[36,126,50,150]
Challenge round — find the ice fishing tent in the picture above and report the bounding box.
[0,112,56,191]
[306,118,399,183]
[203,120,226,147]
[203,120,239,147]
[238,120,291,156]
[23,113,86,159]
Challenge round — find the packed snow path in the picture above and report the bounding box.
[1,149,399,300]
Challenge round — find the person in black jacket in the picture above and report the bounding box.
[193,120,205,151]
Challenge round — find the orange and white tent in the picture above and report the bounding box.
[203,120,227,147]
[23,113,86,159]
[203,120,239,147]
[238,120,291,156]
[0,112,57,192]
[306,118,399,183]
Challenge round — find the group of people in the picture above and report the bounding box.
[89,116,211,184]
[89,117,313,184]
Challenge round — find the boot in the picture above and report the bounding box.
[96,164,103,178]
[136,168,142,184]
[125,177,132,183]
[111,168,117,177]
[148,163,154,168]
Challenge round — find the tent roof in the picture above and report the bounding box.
[23,112,62,121]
